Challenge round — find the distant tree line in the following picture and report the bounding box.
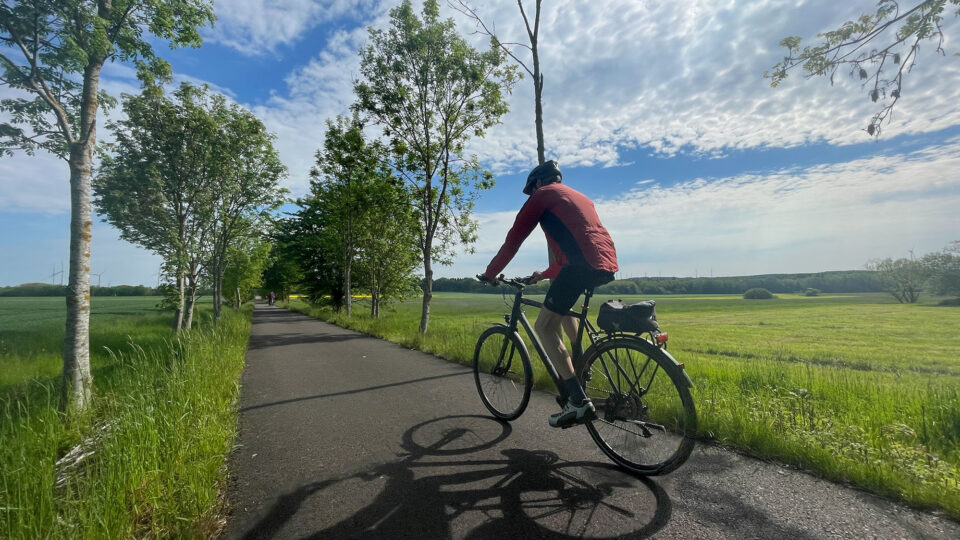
[430,270,883,295]
[0,283,162,297]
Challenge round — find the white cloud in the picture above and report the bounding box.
[205,0,384,55]
[247,25,372,191]
[461,0,960,170]
[449,137,960,278]
[252,0,960,183]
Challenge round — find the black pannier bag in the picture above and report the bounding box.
[596,300,659,334]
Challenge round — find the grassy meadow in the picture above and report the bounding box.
[290,291,960,518]
[0,297,251,538]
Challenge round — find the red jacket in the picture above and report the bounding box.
[484,183,618,279]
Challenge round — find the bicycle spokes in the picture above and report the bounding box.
[583,339,695,475]
[474,327,533,420]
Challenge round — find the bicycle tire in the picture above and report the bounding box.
[580,336,696,475]
[473,325,534,420]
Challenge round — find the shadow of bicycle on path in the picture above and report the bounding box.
[239,415,671,539]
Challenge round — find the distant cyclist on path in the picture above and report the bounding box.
[479,160,618,428]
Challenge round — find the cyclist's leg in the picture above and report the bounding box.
[561,315,579,354]
[539,266,588,380]
[541,267,597,427]
[534,308,574,379]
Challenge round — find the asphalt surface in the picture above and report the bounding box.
[225,304,960,539]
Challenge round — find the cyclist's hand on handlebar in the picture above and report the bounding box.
[476,273,498,286]
[528,270,545,284]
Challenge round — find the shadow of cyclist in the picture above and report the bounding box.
[238,415,670,539]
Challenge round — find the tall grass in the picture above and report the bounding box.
[0,299,250,538]
[289,293,960,518]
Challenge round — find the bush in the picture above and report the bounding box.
[938,297,960,306]
[743,288,775,299]
[804,288,821,296]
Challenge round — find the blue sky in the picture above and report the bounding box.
[2,0,959,286]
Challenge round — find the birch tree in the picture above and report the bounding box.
[207,101,286,320]
[94,84,219,330]
[354,0,518,334]
[0,0,214,412]
[308,115,378,317]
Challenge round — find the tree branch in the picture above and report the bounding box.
[448,0,534,77]
[2,20,75,144]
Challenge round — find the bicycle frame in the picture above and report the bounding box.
[497,278,603,402]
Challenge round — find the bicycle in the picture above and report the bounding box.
[473,275,696,475]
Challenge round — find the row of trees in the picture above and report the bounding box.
[869,241,960,303]
[264,0,518,328]
[268,116,420,317]
[94,83,285,329]
[430,270,883,295]
[0,283,159,297]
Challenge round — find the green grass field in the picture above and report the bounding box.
[0,297,249,538]
[290,291,960,518]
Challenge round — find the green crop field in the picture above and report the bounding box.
[0,297,250,538]
[291,292,960,518]
[0,297,180,389]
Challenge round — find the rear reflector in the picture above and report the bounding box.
[655,333,669,344]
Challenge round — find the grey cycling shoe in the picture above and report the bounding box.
[549,399,596,428]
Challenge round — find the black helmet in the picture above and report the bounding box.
[523,160,562,195]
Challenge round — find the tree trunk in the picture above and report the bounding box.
[534,74,544,164]
[173,272,185,331]
[236,287,241,309]
[184,265,199,330]
[60,55,107,413]
[184,285,197,330]
[61,141,95,413]
[531,1,545,165]
[344,255,352,317]
[419,249,433,334]
[213,269,222,320]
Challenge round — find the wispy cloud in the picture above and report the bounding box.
[248,0,960,184]
[451,138,960,278]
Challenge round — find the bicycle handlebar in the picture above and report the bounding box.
[476,274,533,289]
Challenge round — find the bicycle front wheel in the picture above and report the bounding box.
[473,326,533,420]
[581,337,696,475]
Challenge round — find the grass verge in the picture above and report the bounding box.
[287,293,960,520]
[0,301,251,538]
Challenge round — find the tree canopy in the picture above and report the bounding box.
[1,0,215,157]
[353,0,518,333]
[95,83,285,328]
[766,0,960,136]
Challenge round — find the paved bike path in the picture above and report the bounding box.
[225,304,959,539]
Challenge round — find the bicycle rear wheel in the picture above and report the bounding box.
[581,337,696,475]
[473,326,533,420]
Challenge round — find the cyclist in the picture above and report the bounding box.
[479,160,618,428]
